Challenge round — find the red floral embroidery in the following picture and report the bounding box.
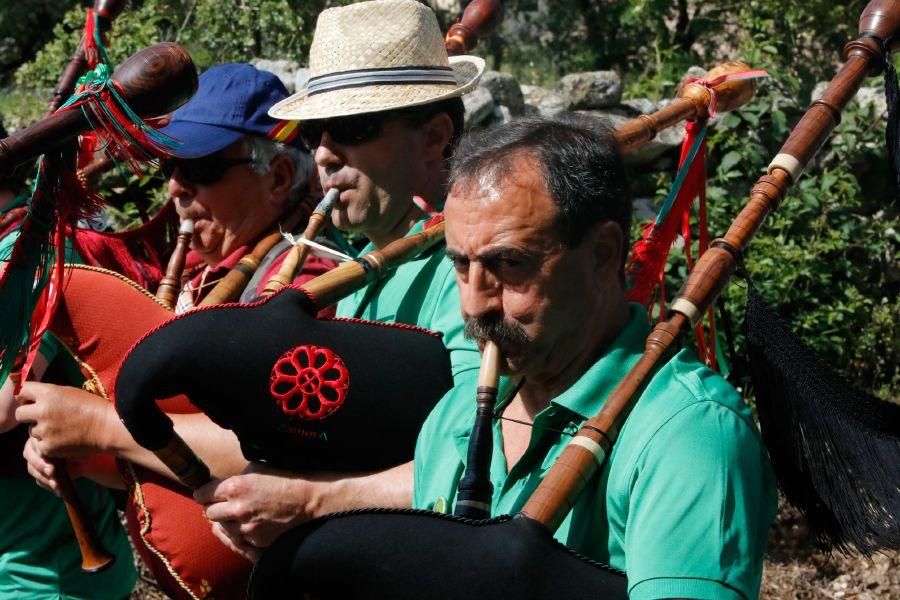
[270,345,349,420]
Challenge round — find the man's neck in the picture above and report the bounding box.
[367,201,424,249]
[367,164,447,249]
[517,296,631,418]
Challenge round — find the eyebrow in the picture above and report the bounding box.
[445,246,532,262]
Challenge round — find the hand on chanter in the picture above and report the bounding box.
[195,460,414,562]
[15,382,118,458]
[194,462,324,562]
[22,435,92,495]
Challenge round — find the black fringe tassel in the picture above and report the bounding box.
[884,52,900,196]
[746,285,900,554]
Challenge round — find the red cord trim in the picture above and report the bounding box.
[327,316,443,339]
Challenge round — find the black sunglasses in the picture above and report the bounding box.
[298,106,440,150]
[161,155,254,185]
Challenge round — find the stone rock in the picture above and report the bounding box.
[494,104,512,124]
[632,197,658,221]
[463,87,496,129]
[479,70,525,115]
[521,84,565,115]
[684,66,708,81]
[294,67,310,93]
[621,98,657,116]
[251,59,300,93]
[432,0,462,12]
[812,81,887,116]
[556,71,623,109]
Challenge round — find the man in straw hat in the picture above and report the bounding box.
[196,0,488,559]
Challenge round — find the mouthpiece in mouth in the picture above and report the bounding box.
[317,188,341,215]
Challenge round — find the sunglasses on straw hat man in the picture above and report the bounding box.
[269,0,485,143]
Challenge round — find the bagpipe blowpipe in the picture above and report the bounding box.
[114,286,454,472]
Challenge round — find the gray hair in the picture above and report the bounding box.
[242,136,313,206]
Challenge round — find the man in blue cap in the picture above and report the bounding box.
[158,62,332,309]
[16,64,334,599]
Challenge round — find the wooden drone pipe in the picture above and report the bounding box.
[0,42,197,175]
[520,0,898,533]
[301,219,448,309]
[47,0,128,115]
[156,218,193,310]
[261,188,340,298]
[615,60,757,153]
[445,0,504,55]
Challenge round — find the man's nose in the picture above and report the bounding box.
[461,262,502,319]
[167,171,194,207]
[314,132,344,173]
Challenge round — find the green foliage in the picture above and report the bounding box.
[13,0,354,95]
[0,0,73,85]
[650,69,899,401]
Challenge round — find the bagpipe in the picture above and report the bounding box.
[244,2,900,598]
[0,41,197,573]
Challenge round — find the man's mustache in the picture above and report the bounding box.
[463,315,529,347]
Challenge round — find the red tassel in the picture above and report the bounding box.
[83,9,100,69]
[626,121,707,309]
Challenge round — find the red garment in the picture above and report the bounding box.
[182,241,335,314]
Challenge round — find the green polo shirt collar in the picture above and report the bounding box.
[349,217,427,259]
[449,305,650,483]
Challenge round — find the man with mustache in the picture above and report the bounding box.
[413,114,777,599]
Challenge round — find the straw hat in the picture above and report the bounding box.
[269,0,485,121]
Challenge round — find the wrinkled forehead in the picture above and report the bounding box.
[444,160,562,253]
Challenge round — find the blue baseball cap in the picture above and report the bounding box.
[160,63,296,158]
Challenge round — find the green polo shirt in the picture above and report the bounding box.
[413,304,776,600]
[335,217,480,383]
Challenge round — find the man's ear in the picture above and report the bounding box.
[420,113,454,163]
[590,221,625,279]
[268,153,296,207]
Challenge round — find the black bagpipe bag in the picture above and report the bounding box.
[248,509,627,599]
[114,286,454,471]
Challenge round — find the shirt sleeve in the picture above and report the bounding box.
[624,401,776,600]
